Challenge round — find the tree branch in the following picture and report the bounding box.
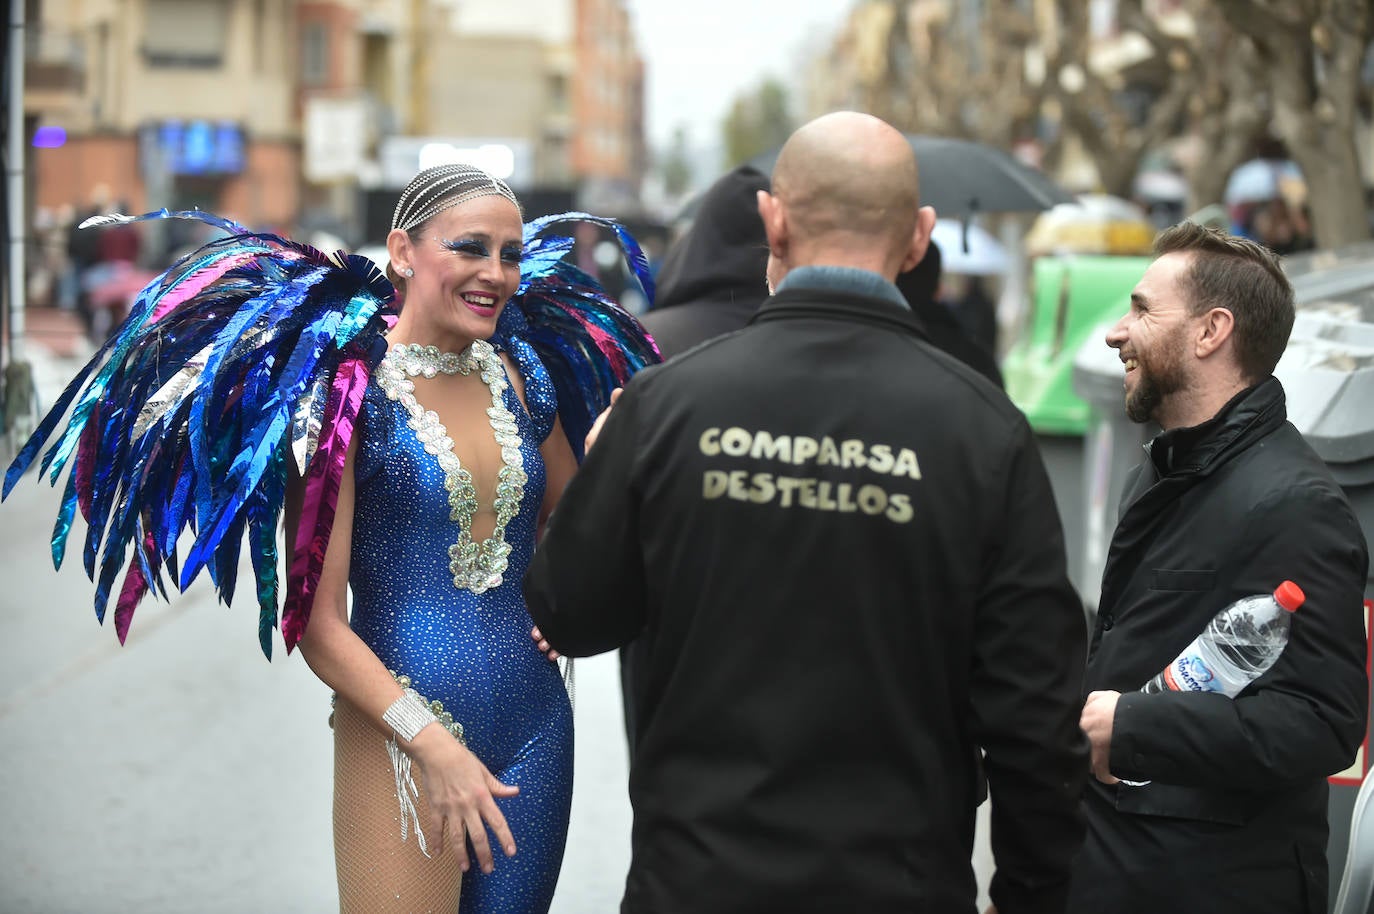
[1213,0,1299,46]
[1320,0,1372,120]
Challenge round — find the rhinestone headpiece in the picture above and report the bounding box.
[391,164,521,234]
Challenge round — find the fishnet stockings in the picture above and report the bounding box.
[333,697,464,913]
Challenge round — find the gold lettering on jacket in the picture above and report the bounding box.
[697,427,919,524]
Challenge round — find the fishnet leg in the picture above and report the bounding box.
[333,697,463,913]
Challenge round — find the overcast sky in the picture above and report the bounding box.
[626,1,849,153]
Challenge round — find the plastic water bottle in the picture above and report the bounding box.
[1119,581,1303,787]
[1140,580,1304,697]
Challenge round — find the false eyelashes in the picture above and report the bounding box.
[440,237,522,265]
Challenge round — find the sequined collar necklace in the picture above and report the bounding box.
[375,341,527,593]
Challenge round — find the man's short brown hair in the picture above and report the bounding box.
[1153,222,1295,381]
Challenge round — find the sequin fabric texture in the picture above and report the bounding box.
[349,341,572,914]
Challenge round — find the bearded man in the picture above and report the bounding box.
[1067,222,1369,913]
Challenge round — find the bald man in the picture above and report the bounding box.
[525,112,1088,914]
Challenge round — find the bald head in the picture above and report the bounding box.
[759,112,932,282]
[775,113,920,241]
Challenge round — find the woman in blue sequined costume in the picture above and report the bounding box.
[292,165,577,913]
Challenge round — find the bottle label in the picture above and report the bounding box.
[1161,654,1227,693]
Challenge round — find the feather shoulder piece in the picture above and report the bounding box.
[498,212,661,460]
[2,209,396,657]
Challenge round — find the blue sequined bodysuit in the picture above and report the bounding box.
[349,340,572,914]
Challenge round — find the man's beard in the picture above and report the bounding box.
[1124,331,1187,425]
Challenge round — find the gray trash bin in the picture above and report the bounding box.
[1070,276,1374,911]
[1277,305,1374,908]
[1071,325,1152,615]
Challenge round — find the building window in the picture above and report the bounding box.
[301,21,330,86]
[142,0,229,67]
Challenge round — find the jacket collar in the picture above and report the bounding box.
[749,286,932,343]
[1145,376,1288,479]
[1095,375,1290,641]
[775,266,910,310]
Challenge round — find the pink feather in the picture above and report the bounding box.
[281,355,370,650]
[148,250,276,324]
[112,532,156,643]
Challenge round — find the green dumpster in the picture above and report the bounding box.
[1003,255,1151,601]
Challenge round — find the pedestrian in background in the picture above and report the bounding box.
[1068,222,1369,913]
[525,111,1088,914]
[65,184,109,337]
[640,164,773,358]
[894,242,1003,388]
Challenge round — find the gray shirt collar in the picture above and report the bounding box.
[775,265,909,310]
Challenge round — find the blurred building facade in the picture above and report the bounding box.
[20,0,647,253]
[25,0,301,234]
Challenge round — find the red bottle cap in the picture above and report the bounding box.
[1274,580,1304,612]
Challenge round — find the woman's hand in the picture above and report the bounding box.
[584,387,623,453]
[530,625,560,661]
[409,725,520,873]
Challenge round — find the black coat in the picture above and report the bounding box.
[1067,378,1370,914]
[894,242,1003,389]
[526,286,1089,914]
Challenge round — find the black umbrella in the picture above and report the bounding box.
[748,134,1072,218]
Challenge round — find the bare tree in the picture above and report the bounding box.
[1043,0,1238,200]
[843,0,1041,147]
[1173,5,1270,212]
[1215,0,1372,247]
[1052,0,1271,212]
[820,0,1371,245]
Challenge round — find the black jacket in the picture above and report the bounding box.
[894,242,1003,389]
[1067,378,1370,914]
[526,286,1089,914]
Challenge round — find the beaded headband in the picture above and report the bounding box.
[391,164,521,234]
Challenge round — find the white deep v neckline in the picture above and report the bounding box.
[375,341,528,593]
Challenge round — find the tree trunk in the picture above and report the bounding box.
[1182,3,1268,214]
[1215,0,1373,247]
[1186,133,1252,215]
[1097,153,1142,200]
[1187,86,1265,214]
[1288,137,1372,248]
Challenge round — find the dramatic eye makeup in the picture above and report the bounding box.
[440,237,523,266]
[441,238,489,257]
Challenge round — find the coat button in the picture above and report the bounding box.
[1099,612,1114,631]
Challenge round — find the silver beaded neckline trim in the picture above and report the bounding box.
[375,340,528,593]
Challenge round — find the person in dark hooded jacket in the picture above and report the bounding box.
[642,165,774,359]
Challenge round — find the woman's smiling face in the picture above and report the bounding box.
[394,194,523,344]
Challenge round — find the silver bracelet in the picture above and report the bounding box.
[382,689,439,742]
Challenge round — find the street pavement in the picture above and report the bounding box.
[0,311,990,912]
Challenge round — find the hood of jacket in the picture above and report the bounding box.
[653,165,771,311]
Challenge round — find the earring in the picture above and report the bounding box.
[403,268,414,278]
